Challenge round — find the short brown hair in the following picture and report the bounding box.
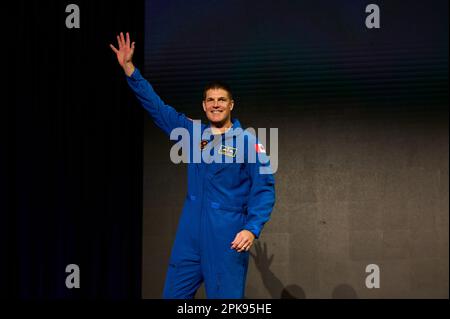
[203,81,233,100]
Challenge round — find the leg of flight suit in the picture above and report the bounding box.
[203,248,249,299]
[163,197,203,299]
[202,203,250,298]
[163,259,203,299]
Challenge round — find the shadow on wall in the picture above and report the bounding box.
[331,284,359,299]
[250,242,358,299]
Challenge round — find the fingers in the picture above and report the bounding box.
[235,238,246,251]
[116,35,122,49]
[237,240,252,252]
[231,232,253,253]
[126,32,130,47]
[109,44,119,54]
[120,32,126,48]
[115,32,134,51]
[231,233,241,250]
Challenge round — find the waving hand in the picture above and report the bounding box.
[110,32,135,76]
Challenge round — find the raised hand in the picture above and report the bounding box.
[110,32,135,76]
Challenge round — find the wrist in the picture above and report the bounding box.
[123,62,135,77]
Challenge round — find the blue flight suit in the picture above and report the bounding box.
[126,68,275,299]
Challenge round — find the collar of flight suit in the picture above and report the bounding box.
[202,118,244,150]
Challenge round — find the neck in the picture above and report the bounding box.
[211,120,233,135]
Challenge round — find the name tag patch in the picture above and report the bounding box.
[218,145,237,157]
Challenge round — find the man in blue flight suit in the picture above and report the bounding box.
[111,33,275,299]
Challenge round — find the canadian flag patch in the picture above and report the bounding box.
[255,143,266,153]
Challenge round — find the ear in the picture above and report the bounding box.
[230,100,234,111]
[202,100,207,113]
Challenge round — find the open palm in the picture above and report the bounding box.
[110,32,135,68]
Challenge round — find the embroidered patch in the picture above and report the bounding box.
[200,140,209,150]
[255,143,266,153]
[218,145,237,157]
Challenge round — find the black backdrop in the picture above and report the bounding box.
[2,1,144,298]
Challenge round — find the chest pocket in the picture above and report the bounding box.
[209,161,244,176]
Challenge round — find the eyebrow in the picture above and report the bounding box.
[206,96,228,100]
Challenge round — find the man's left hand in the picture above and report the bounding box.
[231,230,255,253]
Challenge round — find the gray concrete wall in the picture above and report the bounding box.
[141,110,448,299]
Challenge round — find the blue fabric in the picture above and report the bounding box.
[127,68,275,298]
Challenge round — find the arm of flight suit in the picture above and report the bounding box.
[243,142,276,239]
[126,68,192,136]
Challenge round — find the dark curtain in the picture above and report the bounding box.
[2,0,144,298]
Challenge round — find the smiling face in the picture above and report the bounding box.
[202,88,234,128]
